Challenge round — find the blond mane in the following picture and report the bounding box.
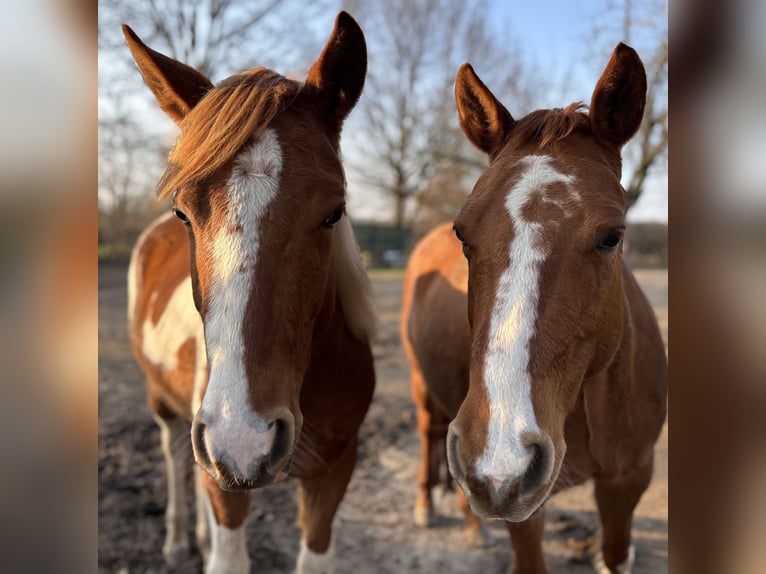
[156,68,300,198]
[334,215,376,343]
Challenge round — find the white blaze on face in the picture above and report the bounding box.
[199,129,282,463]
[476,155,576,482]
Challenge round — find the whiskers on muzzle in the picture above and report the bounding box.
[191,409,295,490]
[447,425,557,522]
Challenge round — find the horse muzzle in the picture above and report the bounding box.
[191,407,295,490]
[446,426,556,522]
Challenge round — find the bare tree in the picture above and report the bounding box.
[98,0,333,241]
[412,164,472,240]
[343,0,538,229]
[98,90,165,246]
[587,0,668,209]
[98,0,331,77]
[625,35,667,207]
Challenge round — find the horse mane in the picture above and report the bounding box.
[156,68,301,199]
[513,103,591,149]
[334,215,376,343]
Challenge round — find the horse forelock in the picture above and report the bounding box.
[156,68,301,199]
[512,103,590,150]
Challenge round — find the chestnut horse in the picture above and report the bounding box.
[125,12,375,574]
[402,44,667,573]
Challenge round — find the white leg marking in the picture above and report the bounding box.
[591,544,635,574]
[154,415,191,566]
[204,492,251,574]
[194,465,211,562]
[296,538,335,574]
[477,155,576,480]
[200,129,282,468]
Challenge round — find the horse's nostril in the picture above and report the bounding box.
[191,419,210,466]
[446,431,464,481]
[520,440,550,497]
[267,418,293,475]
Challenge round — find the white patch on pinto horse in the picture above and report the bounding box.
[199,129,282,473]
[296,538,335,574]
[141,275,204,372]
[477,155,575,484]
[127,211,174,324]
[130,213,208,418]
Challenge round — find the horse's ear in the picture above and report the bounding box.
[455,63,515,157]
[590,43,647,149]
[122,25,213,125]
[304,11,367,130]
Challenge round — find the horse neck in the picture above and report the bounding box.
[306,219,375,369]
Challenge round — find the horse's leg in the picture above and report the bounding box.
[411,368,446,527]
[152,411,192,566]
[455,485,490,546]
[194,465,211,562]
[592,459,653,574]
[200,471,251,574]
[507,509,548,574]
[296,438,357,574]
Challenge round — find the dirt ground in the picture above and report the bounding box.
[98,262,667,574]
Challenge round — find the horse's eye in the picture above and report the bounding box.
[322,207,344,229]
[173,208,191,226]
[453,225,470,258]
[596,230,623,251]
[453,225,466,245]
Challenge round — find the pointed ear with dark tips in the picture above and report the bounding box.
[455,63,515,157]
[304,11,367,130]
[122,24,213,124]
[590,42,647,149]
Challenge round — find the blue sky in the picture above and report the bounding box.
[480,0,667,222]
[488,0,593,91]
[336,0,667,222]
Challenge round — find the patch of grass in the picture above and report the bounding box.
[368,267,406,279]
[98,243,133,263]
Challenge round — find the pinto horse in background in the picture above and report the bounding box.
[402,44,667,573]
[125,12,375,574]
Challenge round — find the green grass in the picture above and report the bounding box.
[367,267,406,279]
[98,243,133,263]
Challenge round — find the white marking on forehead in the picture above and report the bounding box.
[509,154,579,216]
[201,128,282,427]
[477,155,575,480]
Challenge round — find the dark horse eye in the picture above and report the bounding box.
[321,207,344,229]
[597,230,623,251]
[173,207,190,225]
[453,225,470,258]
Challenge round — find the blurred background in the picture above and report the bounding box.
[0,0,760,570]
[97,0,668,268]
